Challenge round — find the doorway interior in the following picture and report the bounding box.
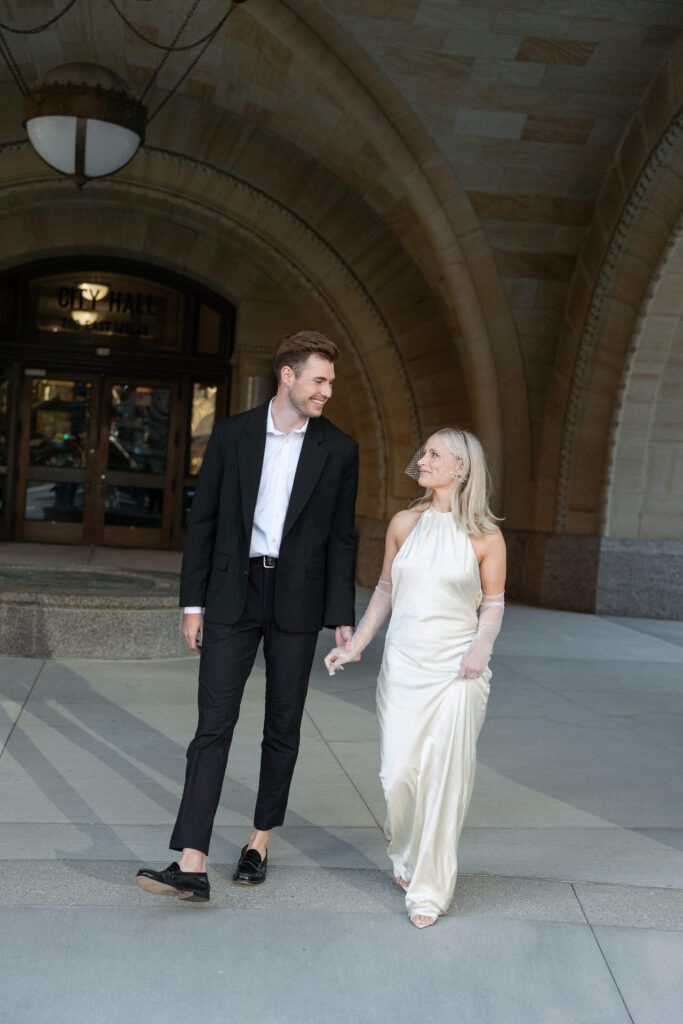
[0,258,235,549]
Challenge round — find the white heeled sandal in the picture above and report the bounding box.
[409,912,437,929]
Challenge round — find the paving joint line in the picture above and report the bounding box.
[604,618,683,651]
[498,676,683,758]
[0,852,678,894]
[304,708,383,829]
[311,681,377,696]
[570,882,636,1024]
[302,706,326,743]
[0,659,48,760]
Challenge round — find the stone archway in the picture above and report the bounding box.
[0,143,473,523]
[516,37,683,616]
[0,0,536,524]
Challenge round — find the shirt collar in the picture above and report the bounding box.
[267,398,309,437]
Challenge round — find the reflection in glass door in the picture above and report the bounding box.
[97,380,178,547]
[0,376,8,521]
[18,377,95,543]
[15,372,205,547]
[181,383,217,531]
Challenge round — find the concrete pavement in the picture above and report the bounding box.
[0,599,682,1023]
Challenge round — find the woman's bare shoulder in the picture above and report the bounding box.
[388,507,424,544]
[469,524,505,557]
[485,525,506,549]
[390,507,423,526]
[472,525,506,553]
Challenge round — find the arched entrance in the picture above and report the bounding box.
[0,257,235,548]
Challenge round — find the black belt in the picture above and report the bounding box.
[250,555,278,568]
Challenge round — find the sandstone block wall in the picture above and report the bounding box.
[0,1,682,614]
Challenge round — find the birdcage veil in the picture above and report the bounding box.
[404,428,501,536]
[404,442,425,481]
[403,429,466,482]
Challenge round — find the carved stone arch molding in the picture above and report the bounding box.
[538,33,683,537]
[0,142,472,522]
[509,34,683,616]
[223,0,532,520]
[604,216,683,541]
[556,119,683,538]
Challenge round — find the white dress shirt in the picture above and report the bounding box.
[184,400,308,614]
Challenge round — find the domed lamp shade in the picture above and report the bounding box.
[23,63,147,186]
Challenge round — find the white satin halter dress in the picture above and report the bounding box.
[376,506,491,920]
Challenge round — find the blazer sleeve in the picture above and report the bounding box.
[323,441,359,629]
[179,422,225,607]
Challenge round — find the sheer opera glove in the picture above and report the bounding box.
[324,579,392,676]
[457,591,505,680]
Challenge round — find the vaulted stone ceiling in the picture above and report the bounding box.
[0,0,682,533]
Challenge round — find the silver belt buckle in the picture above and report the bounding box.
[263,556,276,568]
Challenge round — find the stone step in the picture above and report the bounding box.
[0,564,185,658]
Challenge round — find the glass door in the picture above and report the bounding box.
[95,379,180,548]
[0,374,9,537]
[17,375,98,543]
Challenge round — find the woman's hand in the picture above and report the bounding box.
[324,646,360,676]
[457,640,489,680]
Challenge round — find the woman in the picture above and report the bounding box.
[325,429,505,929]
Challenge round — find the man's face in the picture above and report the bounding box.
[282,353,335,419]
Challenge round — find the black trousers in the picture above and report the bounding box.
[170,559,319,855]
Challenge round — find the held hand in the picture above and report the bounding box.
[183,612,204,654]
[324,646,360,676]
[336,625,354,648]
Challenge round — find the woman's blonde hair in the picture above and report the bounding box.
[410,427,501,536]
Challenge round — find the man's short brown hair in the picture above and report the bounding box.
[273,331,340,379]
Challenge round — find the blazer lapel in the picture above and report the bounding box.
[282,416,329,539]
[237,402,269,539]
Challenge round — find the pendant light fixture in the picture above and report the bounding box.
[0,0,249,187]
[23,63,147,187]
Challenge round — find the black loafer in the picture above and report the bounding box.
[233,845,267,885]
[136,862,210,903]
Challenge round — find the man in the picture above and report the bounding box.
[136,331,357,903]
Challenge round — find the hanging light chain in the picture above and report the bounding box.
[0,0,80,35]
[139,0,203,103]
[2,0,248,181]
[147,3,239,123]
[1,1,241,54]
[0,27,29,94]
[105,0,239,54]
[0,1,245,108]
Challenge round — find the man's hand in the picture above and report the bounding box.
[336,625,353,648]
[183,612,204,653]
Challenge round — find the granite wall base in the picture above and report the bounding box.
[596,538,683,619]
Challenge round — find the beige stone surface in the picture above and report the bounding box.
[0,0,681,557]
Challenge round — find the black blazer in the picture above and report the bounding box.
[179,401,359,632]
